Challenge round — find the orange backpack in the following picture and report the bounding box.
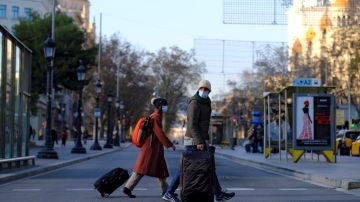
[132,116,151,147]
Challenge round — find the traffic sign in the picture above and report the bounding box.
[292,78,321,87]
[94,108,101,117]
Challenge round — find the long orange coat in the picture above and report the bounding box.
[132,109,173,178]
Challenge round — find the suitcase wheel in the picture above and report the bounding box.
[100,192,110,197]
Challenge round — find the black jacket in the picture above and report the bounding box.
[184,94,211,145]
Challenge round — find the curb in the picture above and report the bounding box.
[0,148,121,185]
[216,152,360,190]
[341,179,360,190]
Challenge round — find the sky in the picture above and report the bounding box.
[89,0,288,97]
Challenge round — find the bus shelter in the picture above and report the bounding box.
[263,86,336,163]
[0,25,32,162]
[209,115,232,146]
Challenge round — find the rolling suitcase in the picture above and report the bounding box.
[180,150,215,202]
[94,167,129,197]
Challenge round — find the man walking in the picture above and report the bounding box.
[163,80,235,202]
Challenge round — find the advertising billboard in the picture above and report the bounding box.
[293,94,335,150]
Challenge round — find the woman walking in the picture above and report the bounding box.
[123,98,176,198]
[60,127,68,147]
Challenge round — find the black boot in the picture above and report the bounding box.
[123,187,136,198]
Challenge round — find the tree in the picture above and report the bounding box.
[231,44,290,98]
[147,46,205,132]
[329,27,360,116]
[87,34,154,138]
[253,44,291,92]
[13,11,97,113]
[215,44,289,126]
[350,39,360,115]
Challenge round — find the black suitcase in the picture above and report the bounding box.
[180,150,215,202]
[94,167,129,197]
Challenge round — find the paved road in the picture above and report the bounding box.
[0,145,359,202]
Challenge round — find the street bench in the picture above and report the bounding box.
[0,156,36,170]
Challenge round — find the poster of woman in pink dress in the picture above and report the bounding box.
[296,98,314,140]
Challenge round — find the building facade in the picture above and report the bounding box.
[0,0,52,33]
[288,0,360,121]
[0,0,95,139]
[0,0,95,46]
[0,24,32,159]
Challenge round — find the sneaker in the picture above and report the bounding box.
[162,192,180,202]
[161,192,178,197]
[215,191,235,202]
[123,187,136,198]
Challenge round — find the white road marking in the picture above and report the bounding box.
[66,188,93,191]
[134,188,148,191]
[11,187,309,193]
[226,188,255,191]
[279,188,308,191]
[13,188,41,191]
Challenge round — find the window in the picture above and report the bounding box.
[24,8,31,19]
[12,6,19,19]
[0,5,6,18]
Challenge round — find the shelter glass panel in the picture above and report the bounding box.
[5,38,13,158]
[1,26,32,160]
[0,32,2,92]
[0,32,2,158]
[14,47,20,157]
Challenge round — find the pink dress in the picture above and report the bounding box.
[298,113,312,139]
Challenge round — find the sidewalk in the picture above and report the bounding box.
[1,139,360,195]
[214,145,360,191]
[0,139,126,184]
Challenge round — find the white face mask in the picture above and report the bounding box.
[198,90,209,98]
[161,106,168,112]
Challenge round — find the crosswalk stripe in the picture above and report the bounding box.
[13,188,41,191]
[226,188,255,191]
[134,188,148,191]
[66,188,93,191]
[279,188,308,191]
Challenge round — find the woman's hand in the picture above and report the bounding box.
[196,144,205,150]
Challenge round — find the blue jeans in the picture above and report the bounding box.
[166,145,222,196]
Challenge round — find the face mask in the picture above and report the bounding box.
[161,106,168,112]
[198,90,209,98]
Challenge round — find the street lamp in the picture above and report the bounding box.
[119,101,125,143]
[103,91,113,148]
[113,98,121,146]
[90,79,102,150]
[71,61,87,153]
[37,33,59,159]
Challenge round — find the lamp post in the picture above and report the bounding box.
[37,34,58,159]
[90,79,102,150]
[113,98,121,146]
[119,101,125,143]
[103,91,113,148]
[71,61,87,153]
